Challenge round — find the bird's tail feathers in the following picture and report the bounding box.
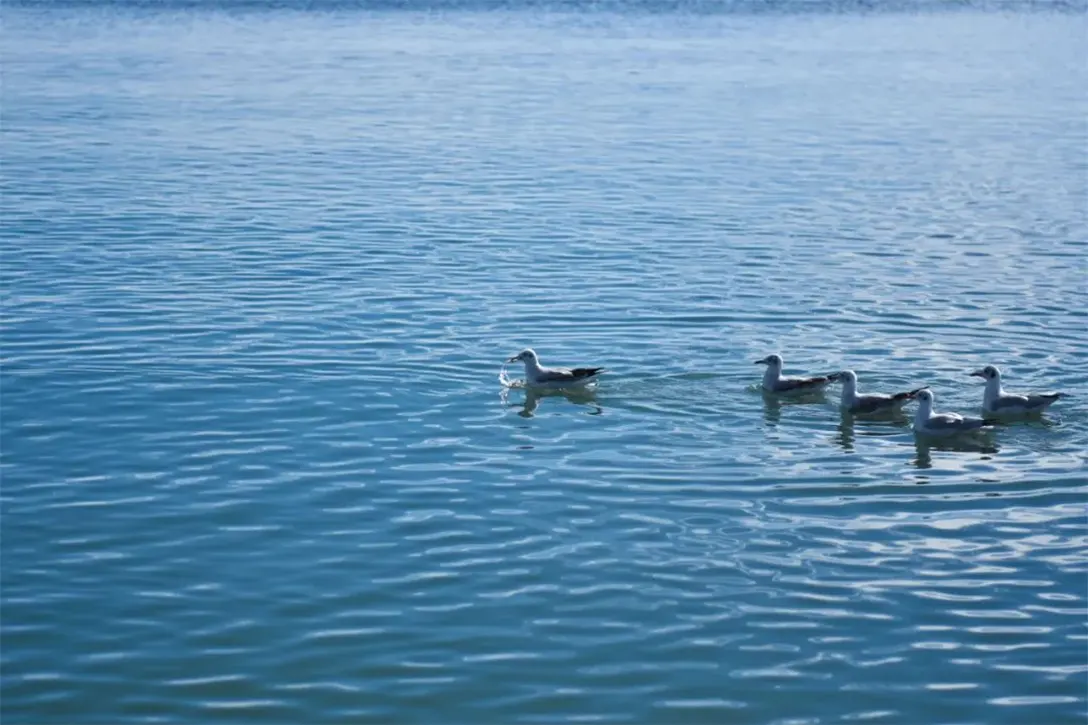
[893,387,927,402]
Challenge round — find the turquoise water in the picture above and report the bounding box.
[3,3,1087,723]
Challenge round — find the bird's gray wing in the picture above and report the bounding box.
[852,394,895,414]
[929,413,987,431]
[534,367,576,383]
[535,367,603,383]
[775,375,834,392]
[1023,392,1063,409]
[991,393,1032,410]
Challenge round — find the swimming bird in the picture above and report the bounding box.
[755,354,839,394]
[837,370,925,414]
[971,364,1064,416]
[506,348,604,388]
[913,388,995,437]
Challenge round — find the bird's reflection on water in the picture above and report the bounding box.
[834,409,912,452]
[503,386,603,418]
[913,435,999,471]
[836,412,856,452]
[760,389,828,427]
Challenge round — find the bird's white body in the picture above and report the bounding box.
[507,348,604,389]
[913,389,993,437]
[973,365,1063,415]
[838,370,921,414]
[756,354,838,394]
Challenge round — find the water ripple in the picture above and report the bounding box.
[3,6,1087,725]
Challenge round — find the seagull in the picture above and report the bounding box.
[913,388,995,437]
[971,364,1064,416]
[506,348,604,389]
[755,354,839,394]
[837,370,925,414]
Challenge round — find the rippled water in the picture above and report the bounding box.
[3,3,1087,723]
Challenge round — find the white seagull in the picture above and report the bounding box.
[755,354,839,394]
[837,370,925,414]
[971,364,1064,416]
[507,348,604,389]
[913,388,995,437]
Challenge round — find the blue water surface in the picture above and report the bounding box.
[2,2,1087,723]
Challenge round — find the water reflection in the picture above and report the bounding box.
[761,389,828,427]
[835,410,912,453]
[913,435,1000,470]
[837,412,857,452]
[504,386,603,418]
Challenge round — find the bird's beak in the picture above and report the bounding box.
[969,370,986,378]
[754,359,768,365]
[507,356,520,363]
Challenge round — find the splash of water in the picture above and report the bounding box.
[499,362,525,389]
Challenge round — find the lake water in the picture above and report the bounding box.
[2,2,1087,723]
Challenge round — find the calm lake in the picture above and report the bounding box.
[2,1,1086,723]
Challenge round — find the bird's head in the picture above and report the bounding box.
[970,365,1000,381]
[507,348,538,364]
[755,354,784,371]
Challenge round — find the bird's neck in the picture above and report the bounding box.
[914,399,933,425]
[522,359,543,376]
[840,378,858,404]
[984,378,1003,402]
[763,366,780,387]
